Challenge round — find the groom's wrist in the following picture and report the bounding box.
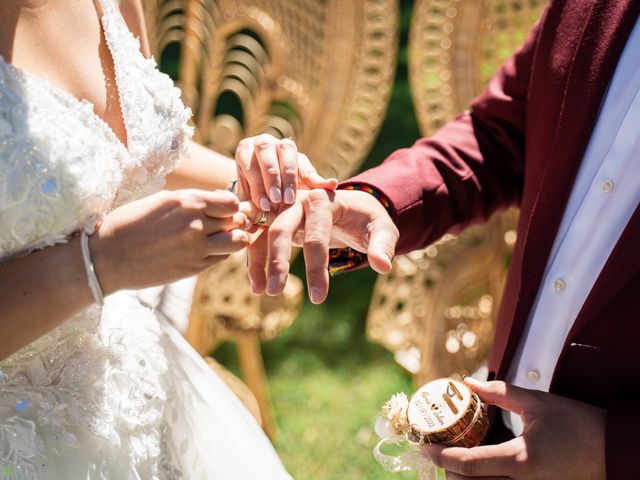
[337,182,394,214]
[328,182,394,276]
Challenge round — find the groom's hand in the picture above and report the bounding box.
[247,188,399,303]
[422,378,606,480]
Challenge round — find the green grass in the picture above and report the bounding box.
[264,268,414,479]
[214,266,418,479]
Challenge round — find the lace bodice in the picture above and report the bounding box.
[0,1,192,478]
[0,0,192,259]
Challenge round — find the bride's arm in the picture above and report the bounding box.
[0,237,95,359]
[0,189,251,361]
[164,142,236,191]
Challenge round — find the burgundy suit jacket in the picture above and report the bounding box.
[346,1,640,477]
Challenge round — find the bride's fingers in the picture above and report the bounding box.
[204,229,249,255]
[202,254,231,269]
[236,138,270,212]
[239,200,281,229]
[199,212,250,235]
[199,190,241,218]
[254,135,282,205]
[277,139,299,205]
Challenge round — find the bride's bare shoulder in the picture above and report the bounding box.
[117,0,152,58]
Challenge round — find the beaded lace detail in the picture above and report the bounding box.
[0,0,193,258]
[0,0,192,477]
[0,295,177,479]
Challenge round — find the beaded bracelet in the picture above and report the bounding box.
[328,183,393,276]
[340,184,392,211]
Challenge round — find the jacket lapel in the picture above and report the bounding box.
[495,0,640,378]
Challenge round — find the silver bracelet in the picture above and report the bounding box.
[80,231,105,306]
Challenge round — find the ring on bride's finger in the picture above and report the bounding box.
[254,210,269,227]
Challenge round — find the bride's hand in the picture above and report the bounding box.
[89,189,252,294]
[234,134,338,211]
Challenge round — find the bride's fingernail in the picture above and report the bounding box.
[260,196,271,212]
[284,187,295,204]
[269,186,282,203]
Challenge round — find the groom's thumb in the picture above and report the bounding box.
[366,217,398,274]
[464,378,534,415]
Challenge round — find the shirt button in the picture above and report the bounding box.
[553,278,566,292]
[601,179,614,193]
[526,369,541,383]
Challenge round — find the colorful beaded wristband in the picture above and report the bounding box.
[340,184,392,211]
[328,184,393,276]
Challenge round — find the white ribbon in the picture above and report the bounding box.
[373,419,437,480]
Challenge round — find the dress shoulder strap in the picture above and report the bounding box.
[95,0,126,29]
[95,0,117,12]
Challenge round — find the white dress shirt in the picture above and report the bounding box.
[503,17,640,435]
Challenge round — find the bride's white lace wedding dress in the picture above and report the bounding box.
[0,1,292,479]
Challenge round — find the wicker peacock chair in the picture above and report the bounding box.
[366,0,546,386]
[141,0,399,436]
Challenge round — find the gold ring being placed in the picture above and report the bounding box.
[254,210,268,227]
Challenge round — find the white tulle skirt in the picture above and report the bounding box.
[157,311,292,479]
[0,291,292,480]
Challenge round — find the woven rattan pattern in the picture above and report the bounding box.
[409,0,545,136]
[368,0,545,384]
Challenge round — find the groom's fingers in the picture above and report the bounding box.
[463,378,534,415]
[265,202,304,296]
[422,439,522,478]
[366,216,399,274]
[301,190,333,304]
[247,233,268,293]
